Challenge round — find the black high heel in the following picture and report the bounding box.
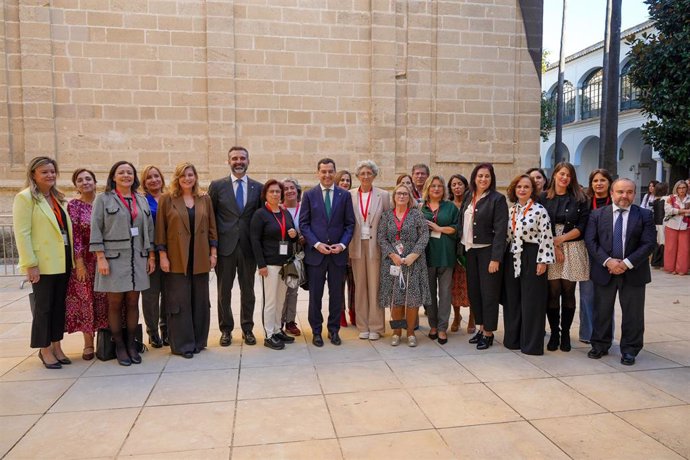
[477,334,494,350]
[468,331,483,344]
[114,341,131,366]
[38,350,62,369]
[438,334,448,345]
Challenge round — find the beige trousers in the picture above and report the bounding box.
[350,239,385,334]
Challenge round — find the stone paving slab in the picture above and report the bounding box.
[0,270,688,459]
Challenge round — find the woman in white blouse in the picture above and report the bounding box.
[663,180,690,275]
[502,175,555,355]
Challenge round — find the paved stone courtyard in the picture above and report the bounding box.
[0,270,688,459]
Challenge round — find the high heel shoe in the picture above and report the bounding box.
[148,332,163,349]
[476,334,494,350]
[127,341,142,365]
[468,331,483,344]
[38,350,62,369]
[114,341,131,366]
[438,334,448,345]
[428,330,438,340]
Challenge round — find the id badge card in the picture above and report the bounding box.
[395,243,404,255]
[62,231,69,246]
[430,231,441,239]
[279,241,288,255]
[389,265,401,277]
[130,227,139,237]
[361,223,371,240]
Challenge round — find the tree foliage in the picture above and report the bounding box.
[626,0,690,169]
[540,51,554,142]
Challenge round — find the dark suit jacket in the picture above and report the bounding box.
[208,175,262,257]
[456,190,508,262]
[155,194,218,275]
[300,185,355,266]
[585,204,656,287]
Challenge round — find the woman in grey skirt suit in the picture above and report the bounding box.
[377,183,431,347]
[90,161,155,366]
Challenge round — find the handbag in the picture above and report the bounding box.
[96,324,146,361]
[280,245,308,289]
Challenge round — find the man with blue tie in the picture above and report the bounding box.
[585,178,656,366]
[209,146,263,347]
[300,158,356,346]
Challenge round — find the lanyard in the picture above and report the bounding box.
[359,188,372,222]
[426,202,440,223]
[393,208,409,240]
[48,195,66,231]
[115,189,138,221]
[288,203,300,222]
[511,200,534,233]
[267,204,287,240]
[592,195,610,209]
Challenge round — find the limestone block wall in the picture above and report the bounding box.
[0,0,542,211]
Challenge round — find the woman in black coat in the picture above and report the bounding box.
[456,163,508,350]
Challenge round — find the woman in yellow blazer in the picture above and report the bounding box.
[13,156,74,369]
[156,162,218,358]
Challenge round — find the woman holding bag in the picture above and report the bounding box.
[250,179,298,350]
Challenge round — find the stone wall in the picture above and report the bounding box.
[0,0,542,211]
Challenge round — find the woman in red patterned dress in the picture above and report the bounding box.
[448,174,475,334]
[65,169,108,360]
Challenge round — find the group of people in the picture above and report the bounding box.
[13,149,686,369]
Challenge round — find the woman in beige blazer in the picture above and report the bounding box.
[349,160,390,340]
[156,162,218,358]
[13,156,74,369]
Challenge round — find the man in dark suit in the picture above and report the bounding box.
[208,146,263,346]
[584,178,656,366]
[300,158,355,346]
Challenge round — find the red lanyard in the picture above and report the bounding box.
[48,195,66,230]
[393,208,409,240]
[511,200,534,233]
[267,204,287,240]
[359,188,372,222]
[115,189,138,221]
[592,196,610,209]
[426,202,440,223]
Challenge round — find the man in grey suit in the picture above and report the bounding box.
[209,146,263,346]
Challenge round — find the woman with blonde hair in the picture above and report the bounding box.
[664,180,690,275]
[13,156,74,368]
[156,162,218,358]
[140,165,168,347]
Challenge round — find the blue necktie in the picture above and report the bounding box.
[236,179,244,213]
[612,209,625,259]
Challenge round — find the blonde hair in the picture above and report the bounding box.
[391,183,416,209]
[140,165,166,194]
[421,175,446,202]
[169,162,199,197]
[25,156,65,203]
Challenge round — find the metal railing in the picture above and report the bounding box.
[0,214,21,277]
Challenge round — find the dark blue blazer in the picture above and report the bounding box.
[584,204,656,287]
[300,185,355,266]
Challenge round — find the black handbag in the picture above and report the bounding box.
[96,324,146,361]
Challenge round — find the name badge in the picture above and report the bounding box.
[62,232,69,246]
[430,231,441,239]
[130,227,139,237]
[279,241,288,255]
[389,265,401,276]
[395,243,404,255]
[361,223,371,240]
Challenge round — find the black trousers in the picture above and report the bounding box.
[31,272,70,348]
[307,257,346,335]
[216,246,256,334]
[502,244,548,355]
[166,272,210,354]
[141,264,167,336]
[465,246,502,331]
[591,276,646,356]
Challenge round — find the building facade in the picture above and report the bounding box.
[541,20,664,192]
[1,0,543,211]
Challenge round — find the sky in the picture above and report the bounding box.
[542,0,651,64]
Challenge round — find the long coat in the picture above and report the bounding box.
[90,191,154,292]
[155,194,218,275]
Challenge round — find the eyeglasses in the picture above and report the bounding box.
[395,192,409,197]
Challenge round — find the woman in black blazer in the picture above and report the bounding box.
[457,163,508,350]
[539,162,590,352]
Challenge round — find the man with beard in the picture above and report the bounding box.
[585,178,656,366]
[209,146,263,346]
